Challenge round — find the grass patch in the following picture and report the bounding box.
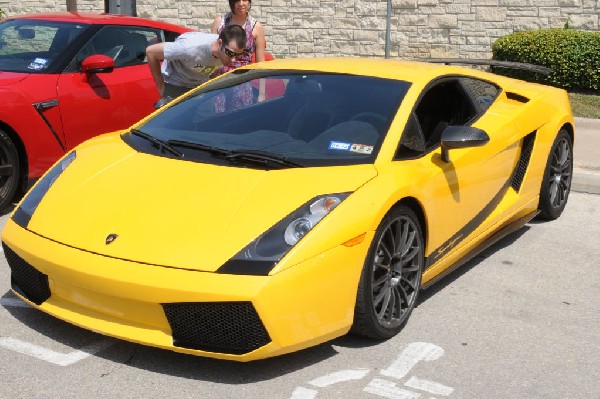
[569,92,600,119]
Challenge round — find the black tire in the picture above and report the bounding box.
[0,130,20,211]
[351,205,424,339]
[538,129,572,220]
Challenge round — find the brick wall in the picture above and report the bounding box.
[1,0,598,60]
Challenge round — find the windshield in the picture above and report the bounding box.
[133,72,410,168]
[0,19,88,73]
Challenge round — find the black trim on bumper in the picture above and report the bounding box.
[162,301,271,355]
[3,242,50,305]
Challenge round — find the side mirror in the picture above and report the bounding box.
[81,54,115,74]
[440,125,489,162]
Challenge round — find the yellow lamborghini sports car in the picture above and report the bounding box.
[2,58,574,361]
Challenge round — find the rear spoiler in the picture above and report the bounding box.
[426,58,553,75]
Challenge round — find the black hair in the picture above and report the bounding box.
[218,24,247,50]
[228,0,251,14]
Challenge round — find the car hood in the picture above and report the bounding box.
[0,71,29,86]
[27,134,377,272]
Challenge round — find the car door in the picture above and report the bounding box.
[56,25,165,150]
[395,77,519,268]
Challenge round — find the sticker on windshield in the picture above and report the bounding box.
[350,143,374,154]
[328,141,373,154]
[28,58,48,71]
[328,141,352,151]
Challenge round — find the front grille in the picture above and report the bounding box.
[162,301,271,355]
[3,242,50,305]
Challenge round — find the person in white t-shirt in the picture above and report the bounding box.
[146,24,247,99]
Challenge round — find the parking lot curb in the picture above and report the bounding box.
[572,168,600,195]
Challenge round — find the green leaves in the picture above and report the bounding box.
[492,29,600,91]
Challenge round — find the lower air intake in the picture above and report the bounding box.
[162,301,271,355]
[3,242,50,305]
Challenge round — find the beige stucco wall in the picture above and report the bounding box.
[1,0,598,60]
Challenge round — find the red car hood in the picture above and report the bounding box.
[0,71,29,86]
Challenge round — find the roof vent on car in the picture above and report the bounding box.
[506,92,529,103]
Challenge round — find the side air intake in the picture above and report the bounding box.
[512,132,536,191]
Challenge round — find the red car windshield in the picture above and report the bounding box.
[0,19,88,73]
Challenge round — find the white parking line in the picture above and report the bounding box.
[0,337,114,366]
[381,342,445,380]
[363,378,421,399]
[405,376,454,396]
[290,387,318,399]
[309,369,371,387]
[290,341,455,398]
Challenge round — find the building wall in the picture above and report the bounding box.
[1,0,598,60]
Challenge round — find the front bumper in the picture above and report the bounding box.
[2,219,372,361]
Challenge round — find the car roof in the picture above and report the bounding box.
[243,57,526,88]
[6,12,193,32]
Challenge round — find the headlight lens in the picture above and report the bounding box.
[218,193,350,275]
[12,151,76,228]
[284,196,343,245]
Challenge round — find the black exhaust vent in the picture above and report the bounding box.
[3,242,50,305]
[162,301,271,355]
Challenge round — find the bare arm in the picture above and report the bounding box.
[146,42,166,96]
[253,22,267,101]
[210,16,222,34]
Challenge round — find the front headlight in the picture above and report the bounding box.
[12,151,76,228]
[218,193,350,275]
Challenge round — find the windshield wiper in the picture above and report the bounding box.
[225,149,304,168]
[130,129,183,157]
[167,140,233,157]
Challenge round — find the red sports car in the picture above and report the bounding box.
[0,13,192,210]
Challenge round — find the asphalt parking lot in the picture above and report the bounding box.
[1,190,598,399]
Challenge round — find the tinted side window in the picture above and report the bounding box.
[460,77,500,113]
[72,25,160,68]
[395,113,426,159]
[414,81,478,149]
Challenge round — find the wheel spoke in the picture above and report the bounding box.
[376,286,392,319]
[402,245,419,266]
[557,140,569,165]
[374,259,389,271]
[549,181,559,206]
[400,231,416,258]
[400,275,418,292]
[392,220,404,256]
[383,226,397,257]
[373,281,389,307]
[379,238,393,263]
[373,274,388,287]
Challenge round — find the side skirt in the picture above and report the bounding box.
[421,209,538,290]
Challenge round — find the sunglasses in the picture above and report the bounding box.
[222,46,245,58]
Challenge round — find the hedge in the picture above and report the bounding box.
[492,28,600,91]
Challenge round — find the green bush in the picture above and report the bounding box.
[492,28,600,91]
